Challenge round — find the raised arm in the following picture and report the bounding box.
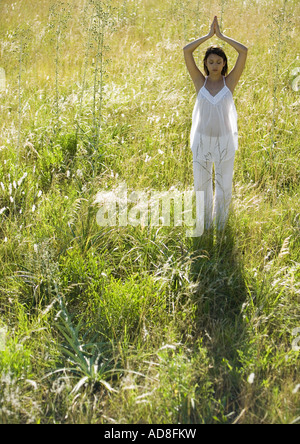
[183,18,216,94]
[215,17,248,92]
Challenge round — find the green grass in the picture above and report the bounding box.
[0,0,299,424]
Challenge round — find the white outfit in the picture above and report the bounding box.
[190,76,238,231]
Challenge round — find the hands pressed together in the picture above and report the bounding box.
[208,16,223,39]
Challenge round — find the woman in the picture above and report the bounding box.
[183,16,248,233]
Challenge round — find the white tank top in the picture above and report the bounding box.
[190,76,238,161]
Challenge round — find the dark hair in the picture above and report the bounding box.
[203,46,228,76]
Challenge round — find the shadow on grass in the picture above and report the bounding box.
[189,221,250,422]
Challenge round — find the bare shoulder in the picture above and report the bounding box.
[194,73,206,95]
[224,73,237,94]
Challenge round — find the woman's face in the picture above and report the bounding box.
[205,54,225,75]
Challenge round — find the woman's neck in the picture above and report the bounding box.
[207,73,223,82]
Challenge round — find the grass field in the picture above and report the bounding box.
[0,0,299,424]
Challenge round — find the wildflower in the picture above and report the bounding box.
[292,384,300,394]
[18,172,28,186]
[247,373,255,384]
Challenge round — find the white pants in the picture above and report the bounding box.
[193,155,235,231]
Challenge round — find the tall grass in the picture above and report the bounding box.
[269,0,292,173]
[12,24,32,170]
[0,0,299,424]
[48,1,72,134]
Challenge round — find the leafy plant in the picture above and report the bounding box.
[49,291,117,395]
